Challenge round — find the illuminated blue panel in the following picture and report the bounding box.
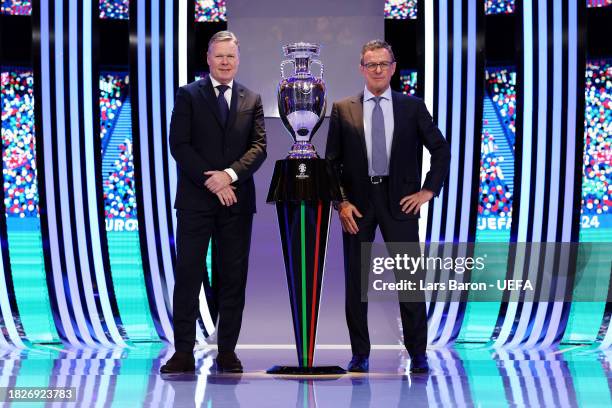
[485,0,515,15]
[195,0,226,22]
[580,59,612,240]
[476,67,516,240]
[1,67,57,344]
[565,59,612,345]
[384,0,417,20]
[460,67,517,342]
[100,71,157,340]
[399,70,417,96]
[136,0,174,339]
[99,0,129,20]
[0,0,31,15]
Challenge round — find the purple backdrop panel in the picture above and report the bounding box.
[228,0,385,117]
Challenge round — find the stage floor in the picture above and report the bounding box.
[0,344,610,407]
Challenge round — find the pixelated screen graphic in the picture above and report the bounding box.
[1,67,56,342]
[580,59,612,241]
[195,0,226,22]
[99,70,156,339]
[485,0,515,15]
[586,0,612,8]
[0,0,31,15]
[399,69,417,96]
[385,0,417,20]
[476,67,516,240]
[99,0,129,20]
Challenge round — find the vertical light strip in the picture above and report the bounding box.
[547,0,563,239]
[420,0,435,241]
[83,0,126,346]
[178,0,188,86]
[538,0,566,347]
[424,0,434,112]
[430,0,448,241]
[562,0,577,242]
[55,0,96,346]
[437,0,478,346]
[151,0,176,326]
[429,0,464,346]
[495,0,534,346]
[69,0,112,346]
[165,0,178,238]
[509,0,549,346]
[460,0,477,243]
[517,0,534,243]
[443,0,462,242]
[137,0,174,339]
[40,0,79,345]
[531,0,548,241]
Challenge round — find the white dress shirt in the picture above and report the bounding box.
[363,86,394,176]
[208,74,238,182]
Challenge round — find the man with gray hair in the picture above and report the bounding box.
[161,30,267,374]
[326,39,450,373]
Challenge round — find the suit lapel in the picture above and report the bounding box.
[226,82,245,131]
[198,76,224,129]
[348,93,368,160]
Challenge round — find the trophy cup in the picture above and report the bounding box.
[267,43,344,375]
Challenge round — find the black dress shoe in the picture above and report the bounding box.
[214,351,243,373]
[347,355,369,373]
[409,354,429,374]
[160,351,195,374]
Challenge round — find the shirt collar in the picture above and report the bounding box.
[364,85,392,102]
[209,75,234,91]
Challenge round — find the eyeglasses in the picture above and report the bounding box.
[362,61,395,72]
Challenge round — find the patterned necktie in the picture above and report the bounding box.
[217,84,230,125]
[371,96,388,175]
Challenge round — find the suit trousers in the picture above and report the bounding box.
[173,208,253,353]
[342,181,428,357]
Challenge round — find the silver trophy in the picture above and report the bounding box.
[278,42,326,159]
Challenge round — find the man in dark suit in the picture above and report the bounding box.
[161,31,266,374]
[325,40,450,374]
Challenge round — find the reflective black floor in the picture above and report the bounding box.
[0,344,610,407]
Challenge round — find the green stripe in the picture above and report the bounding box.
[107,231,157,340]
[300,202,307,366]
[7,221,58,343]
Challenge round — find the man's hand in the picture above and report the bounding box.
[399,189,434,214]
[338,201,363,235]
[204,170,232,193]
[215,185,237,206]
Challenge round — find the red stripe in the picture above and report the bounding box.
[308,201,323,366]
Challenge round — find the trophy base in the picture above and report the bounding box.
[266,365,347,375]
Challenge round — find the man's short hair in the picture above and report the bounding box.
[360,40,395,65]
[207,31,240,53]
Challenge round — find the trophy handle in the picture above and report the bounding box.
[311,59,324,80]
[280,59,294,79]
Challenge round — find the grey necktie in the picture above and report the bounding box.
[371,96,388,175]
